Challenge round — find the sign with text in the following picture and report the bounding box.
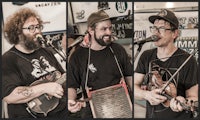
[111,17,132,39]
[42,32,64,50]
[175,37,198,61]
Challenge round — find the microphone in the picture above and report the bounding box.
[36,34,53,47]
[68,36,83,49]
[134,35,160,45]
[36,34,46,47]
[36,34,45,42]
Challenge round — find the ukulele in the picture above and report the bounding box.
[27,71,66,116]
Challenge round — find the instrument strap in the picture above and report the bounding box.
[85,45,125,90]
[10,50,52,74]
[109,46,124,78]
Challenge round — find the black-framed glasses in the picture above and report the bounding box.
[22,24,43,33]
[150,26,173,34]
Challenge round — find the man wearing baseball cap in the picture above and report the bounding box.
[68,10,133,118]
[134,9,198,118]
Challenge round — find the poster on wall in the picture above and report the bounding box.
[134,11,198,59]
[71,2,132,23]
[111,13,132,39]
[2,2,66,33]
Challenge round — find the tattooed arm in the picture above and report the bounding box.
[3,82,64,104]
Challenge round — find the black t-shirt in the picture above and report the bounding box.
[2,46,66,118]
[135,48,198,118]
[68,42,132,91]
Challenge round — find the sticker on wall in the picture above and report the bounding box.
[76,10,85,20]
[98,2,110,10]
[115,2,127,13]
[178,16,198,29]
[175,36,198,62]
[157,9,168,16]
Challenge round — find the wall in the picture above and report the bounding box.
[134,2,198,11]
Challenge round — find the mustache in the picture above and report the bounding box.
[102,35,117,41]
[102,35,111,40]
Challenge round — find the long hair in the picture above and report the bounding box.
[3,7,43,44]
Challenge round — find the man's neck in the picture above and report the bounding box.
[15,44,35,54]
[90,39,107,51]
[157,44,177,61]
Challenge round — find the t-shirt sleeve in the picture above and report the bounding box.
[182,56,198,90]
[120,45,133,77]
[2,53,23,97]
[67,50,82,89]
[135,50,150,74]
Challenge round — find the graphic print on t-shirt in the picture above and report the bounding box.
[151,63,179,87]
[31,56,56,78]
[88,63,97,73]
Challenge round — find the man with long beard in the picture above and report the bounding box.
[2,8,67,118]
[68,10,133,118]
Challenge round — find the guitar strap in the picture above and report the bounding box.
[109,46,124,78]
[10,50,52,74]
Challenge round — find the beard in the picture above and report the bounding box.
[94,32,112,46]
[21,34,41,51]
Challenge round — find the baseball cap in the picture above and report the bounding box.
[149,9,179,29]
[87,10,110,27]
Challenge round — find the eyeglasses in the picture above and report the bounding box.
[22,24,43,33]
[150,26,173,34]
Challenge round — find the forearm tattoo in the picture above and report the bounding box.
[17,87,33,97]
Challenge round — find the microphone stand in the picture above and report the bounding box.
[134,35,160,62]
[67,47,72,57]
[134,43,145,62]
[46,42,67,62]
